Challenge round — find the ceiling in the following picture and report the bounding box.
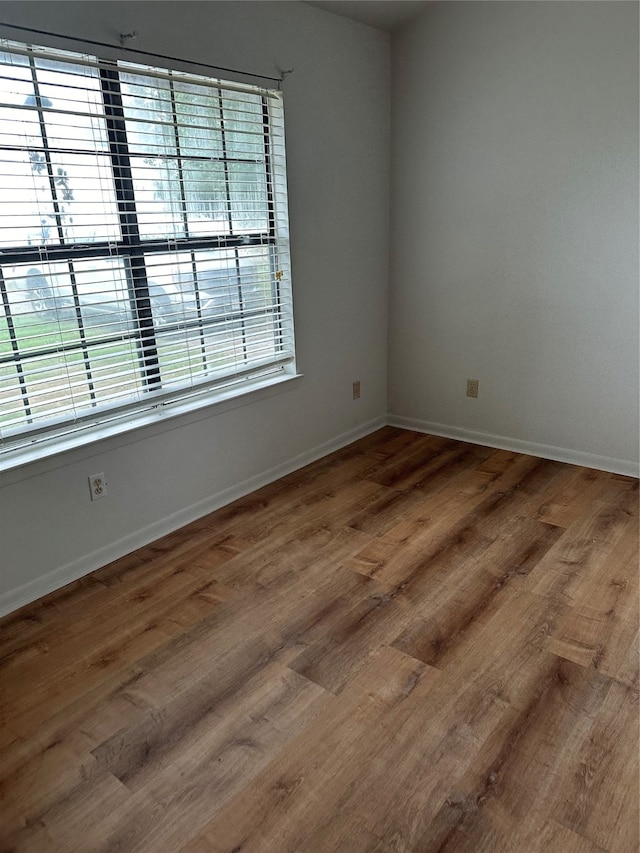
[304,1,431,32]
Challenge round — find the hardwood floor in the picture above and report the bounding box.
[0,427,637,853]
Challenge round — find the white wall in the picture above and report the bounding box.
[389,1,639,475]
[0,1,390,615]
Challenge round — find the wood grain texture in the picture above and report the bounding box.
[0,427,637,852]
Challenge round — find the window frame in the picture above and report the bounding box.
[0,39,296,469]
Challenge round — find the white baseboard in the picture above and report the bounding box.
[387,415,640,479]
[3,412,636,619]
[0,416,386,619]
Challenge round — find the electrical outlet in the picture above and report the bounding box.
[353,380,361,400]
[466,379,479,398]
[89,473,107,501]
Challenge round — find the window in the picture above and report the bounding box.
[0,39,295,464]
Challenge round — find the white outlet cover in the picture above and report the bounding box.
[89,473,107,500]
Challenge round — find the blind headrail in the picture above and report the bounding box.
[0,20,288,86]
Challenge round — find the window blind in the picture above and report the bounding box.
[0,38,295,456]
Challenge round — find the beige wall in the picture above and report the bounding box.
[389,1,639,474]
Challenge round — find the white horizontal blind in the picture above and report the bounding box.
[0,39,294,454]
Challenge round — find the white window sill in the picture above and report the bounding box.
[0,371,303,476]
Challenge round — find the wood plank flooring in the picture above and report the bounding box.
[0,427,637,852]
